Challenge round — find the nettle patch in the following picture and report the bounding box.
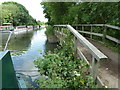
[34,31,98,88]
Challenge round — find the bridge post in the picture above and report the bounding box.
[91,56,99,82]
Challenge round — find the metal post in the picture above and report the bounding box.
[4,31,12,51]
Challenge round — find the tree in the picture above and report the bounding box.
[41,2,119,26]
[0,1,37,26]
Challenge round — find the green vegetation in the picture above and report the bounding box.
[41,2,119,52]
[41,2,119,26]
[34,31,98,88]
[45,25,54,37]
[0,1,37,26]
[37,20,45,25]
[80,26,120,53]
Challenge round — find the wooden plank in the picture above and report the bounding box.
[73,24,104,27]
[77,47,90,65]
[78,31,103,37]
[54,25,66,27]
[97,76,105,87]
[78,30,120,44]
[67,25,107,61]
[106,35,120,44]
[105,24,120,30]
[77,47,104,85]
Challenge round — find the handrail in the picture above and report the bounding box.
[73,24,120,30]
[73,24,105,27]
[54,25,107,61]
[54,25,108,86]
[73,24,120,29]
[105,24,120,30]
[67,25,107,60]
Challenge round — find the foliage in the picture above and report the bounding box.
[45,25,54,37]
[37,20,45,25]
[41,2,119,53]
[41,2,119,26]
[34,30,98,88]
[41,2,74,25]
[0,1,37,26]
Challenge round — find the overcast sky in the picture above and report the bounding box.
[0,0,48,22]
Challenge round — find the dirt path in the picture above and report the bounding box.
[76,38,120,88]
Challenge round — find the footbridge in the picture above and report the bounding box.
[54,24,120,88]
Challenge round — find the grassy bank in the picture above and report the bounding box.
[45,25,54,37]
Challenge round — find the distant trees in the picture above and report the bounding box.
[37,20,45,25]
[0,1,37,26]
[41,2,119,26]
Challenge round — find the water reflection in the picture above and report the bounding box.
[1,28,58,86]
[0,32,11,50]
[7,29,47,70]
[45,40,58,52]
[0,28,58,87]
[8,31,34,56]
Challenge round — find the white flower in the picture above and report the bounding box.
[75,74,81,76]
[105,86,108,88]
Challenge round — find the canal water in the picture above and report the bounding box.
[1,28,58,87]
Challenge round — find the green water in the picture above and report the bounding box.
[1,28,57,80]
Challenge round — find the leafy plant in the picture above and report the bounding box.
[34,30,98,88]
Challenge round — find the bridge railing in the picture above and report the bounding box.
[54,25,108,86]
[72,24,120,44]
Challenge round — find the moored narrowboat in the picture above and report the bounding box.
[0,23,14,31]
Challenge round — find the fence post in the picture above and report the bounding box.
[82,26,84,36]
[90,25,93,39]
[103,25,107,41]
[76,26,78,30]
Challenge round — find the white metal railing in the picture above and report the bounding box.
[4,31,12,51]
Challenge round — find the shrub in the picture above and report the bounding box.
[34,30,98,88]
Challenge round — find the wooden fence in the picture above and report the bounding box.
[73,24,120,44]
[54,25,108,86]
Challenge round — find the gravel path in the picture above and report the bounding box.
[76,38,120,88]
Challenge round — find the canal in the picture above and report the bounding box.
[1,28,58,87]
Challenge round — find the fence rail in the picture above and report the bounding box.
[73,24,120,44]
[54,25,108,86]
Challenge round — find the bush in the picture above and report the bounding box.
[34,31,98,88]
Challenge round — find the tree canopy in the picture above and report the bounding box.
[0,1,37,26]
[41,2,119,26]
